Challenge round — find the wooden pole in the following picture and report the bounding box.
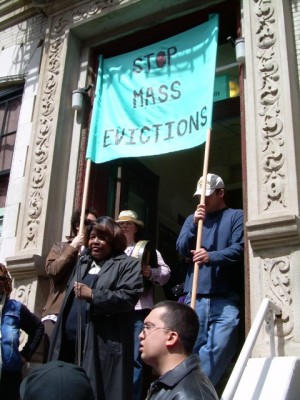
[114,166,122,219]
[79,159,92,235]
[77,158,91,366]
[190,128,212,309]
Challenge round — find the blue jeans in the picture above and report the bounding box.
[133,309,150,400]
[184,291,240,386]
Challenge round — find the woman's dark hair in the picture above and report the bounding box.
[153,300,200,354]
[86,216,127,255]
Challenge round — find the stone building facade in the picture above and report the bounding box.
[0,0,300,375]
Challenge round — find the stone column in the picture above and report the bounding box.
[243,0,300,355]
[5,1,120,314]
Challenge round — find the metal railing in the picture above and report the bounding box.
[221,298,282,400]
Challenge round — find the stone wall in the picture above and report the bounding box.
[291,0,300,89]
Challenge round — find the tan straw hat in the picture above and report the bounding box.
[116,210,144,227]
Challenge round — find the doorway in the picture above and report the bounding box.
[81,0,244,393]
[84,0,244,298]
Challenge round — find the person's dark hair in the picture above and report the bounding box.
[20,360,95,400]
[153,300,199,354]
[214,188,223,195]
[86,216,127,256]
[70,207,97,237]
[0,263,13,297]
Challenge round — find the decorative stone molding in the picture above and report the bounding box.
[0,1,39,31]
[21,0,121,250]
[13,282,34,347]
[5,254,46,318]
[12,282,32,305]
[263,256,293,338]
[254,0,286,212]
[247,214,300,250]
[5,254,43,347]
[244,0,300,352]
[31,0,119,16]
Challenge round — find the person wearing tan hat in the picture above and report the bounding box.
[116,210,170,400]
[176,173,244,387]
[116,210,145,228]
[0,263,44,400]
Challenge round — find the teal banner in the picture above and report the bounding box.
[87,14,219,163]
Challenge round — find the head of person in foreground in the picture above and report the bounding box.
[20,361,95,400]
[139,300,199,375]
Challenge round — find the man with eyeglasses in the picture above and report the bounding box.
[41,207,97,362]
[139,300,219,399]
[116,209,170,400]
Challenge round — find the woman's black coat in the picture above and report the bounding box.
[48,252,143,400]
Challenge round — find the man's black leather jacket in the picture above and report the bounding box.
[146,354,219,400]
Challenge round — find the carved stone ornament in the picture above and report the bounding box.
[22,0,121,249]
[11,283,33,347]
[254,0,286,211]
[13,282,31,303]
[263,256,293,338]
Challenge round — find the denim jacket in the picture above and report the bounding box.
[1,299,22,371]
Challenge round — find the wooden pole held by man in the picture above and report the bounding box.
[190,128,211,309]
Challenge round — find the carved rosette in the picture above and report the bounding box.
[263,257,293,338]
[22,0,121,250]
[254,0,286,211]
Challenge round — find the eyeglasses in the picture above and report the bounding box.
[142,323,172,337]
[119,221,135,227]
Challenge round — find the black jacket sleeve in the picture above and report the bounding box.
[19,304,44,361]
